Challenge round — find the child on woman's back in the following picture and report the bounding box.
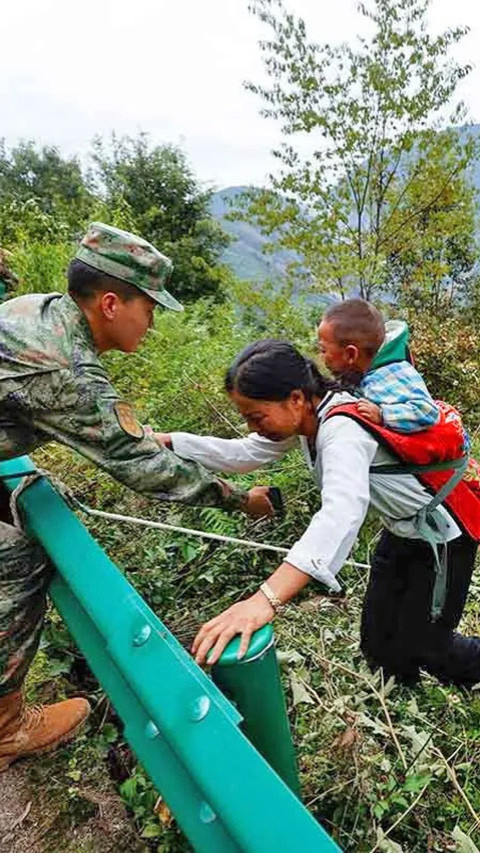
[318,299,439,433]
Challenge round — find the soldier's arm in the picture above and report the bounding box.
[32,371,252,511]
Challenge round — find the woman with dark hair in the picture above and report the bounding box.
[166,339,480,686]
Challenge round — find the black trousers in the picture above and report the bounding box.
[361,529,480,686]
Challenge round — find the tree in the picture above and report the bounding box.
[0,140,93,242]
[91,134,231,302]
[384,131,479,314]
[241,0,479,307]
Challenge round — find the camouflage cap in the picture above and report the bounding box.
[76,222,183,311]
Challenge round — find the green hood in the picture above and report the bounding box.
[370,320,410,370]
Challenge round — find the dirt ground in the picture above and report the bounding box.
[0,761,144,853]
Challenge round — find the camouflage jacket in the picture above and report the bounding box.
[0,292,245,510]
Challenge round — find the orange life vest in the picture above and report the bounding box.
[325,401,480,542]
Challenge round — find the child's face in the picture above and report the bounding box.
[317,319,359,376]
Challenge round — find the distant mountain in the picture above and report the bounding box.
[211,124,480,283]
[210,186,296,282]
[460,123,480,187]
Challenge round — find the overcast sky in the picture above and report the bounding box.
[1,0,480,189]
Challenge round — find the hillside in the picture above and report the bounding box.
[211,124,480,282]
[210,185,296,282]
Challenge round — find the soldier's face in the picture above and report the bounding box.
[109,293,156,352]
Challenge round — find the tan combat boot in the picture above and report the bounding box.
[0,690,91,771]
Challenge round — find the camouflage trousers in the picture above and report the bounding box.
[0,521,53,697]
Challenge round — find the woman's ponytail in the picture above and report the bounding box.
[304,358,340,397]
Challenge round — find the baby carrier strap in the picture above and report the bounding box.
[323,400,470,621]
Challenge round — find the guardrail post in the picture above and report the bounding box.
[213,625,300,797]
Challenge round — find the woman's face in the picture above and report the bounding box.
[229,389,308,441]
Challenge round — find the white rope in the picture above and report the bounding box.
[76,503,371,571]
[8,469,371,571]
[77,504,290,555]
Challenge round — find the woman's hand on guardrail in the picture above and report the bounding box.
[192,592,274,666]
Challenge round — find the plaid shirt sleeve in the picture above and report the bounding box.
[360,362,439,433]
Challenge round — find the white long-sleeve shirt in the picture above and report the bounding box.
[170,392,460,589]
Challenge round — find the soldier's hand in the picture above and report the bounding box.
[153,432,173,449]
[244,485,275,518]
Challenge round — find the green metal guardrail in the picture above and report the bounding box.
[0,456,341,852]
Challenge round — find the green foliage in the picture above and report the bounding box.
[0,139,93,242]
[0,134,232,304]
[228,276,313,342]
[10,241,73,294]
[0,197,71,247]
[120,769,161,839]
[242,0,479,308]
[407,311,480,429]
[91,133,232,302]
[386,134,480,314]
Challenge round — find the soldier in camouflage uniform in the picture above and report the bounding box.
[0,222,272,770]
